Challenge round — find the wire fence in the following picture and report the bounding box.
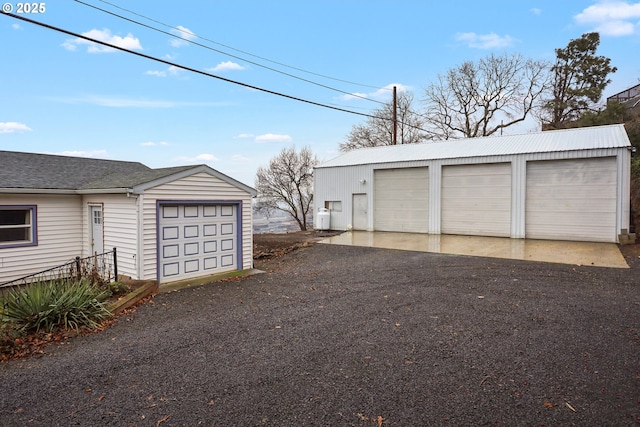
[0,248,118,299]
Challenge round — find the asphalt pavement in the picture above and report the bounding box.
[1,243,639,426]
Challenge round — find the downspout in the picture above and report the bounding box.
[134,192,143,280]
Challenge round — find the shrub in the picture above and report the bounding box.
[104,281,130,297]
[1,279,112,333]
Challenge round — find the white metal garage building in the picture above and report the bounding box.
[314,125,633,243]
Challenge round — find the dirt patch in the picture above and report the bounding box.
[619,241,640,269]
[253,230,342,268]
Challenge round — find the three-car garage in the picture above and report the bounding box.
[314,125,632,243]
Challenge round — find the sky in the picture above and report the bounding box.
[1,0,640,187]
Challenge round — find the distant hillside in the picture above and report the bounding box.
[253,207,314,234]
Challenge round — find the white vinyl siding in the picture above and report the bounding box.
[441,163,511,237]
[0,194,82,284]
[140,172,253,282]
[82,195,139,280]
[374,167,429,233]
[525,158,618,242]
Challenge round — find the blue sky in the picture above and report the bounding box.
[1,0,639,187]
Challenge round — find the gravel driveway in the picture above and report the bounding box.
[1,243,639,426]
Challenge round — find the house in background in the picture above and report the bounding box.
[0,151,256,286]
[607,83,640,111]
[314,124,632,243]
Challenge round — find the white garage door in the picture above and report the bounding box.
[374,167,428,233]
[526,158,617,242]
[158,204,237,283]
[441,163,512,237]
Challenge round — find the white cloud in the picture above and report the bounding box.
[0,122,32,133]
[530,8,542,15]
[255,133,293,143]
[145,66,180,78]
[234,133,255,139]
[342,83,412,102]
[232,154,252,162]
[56,150,108,158]
[62,28,142,53]
[574,1,640,36]
[371,83,411,100]
[141,141,169,147]
[594,19,637,36]
[175,153,219,163]
[12,23,22,30]
[455,32,517,49]
[207,61,246,72]
[145,70,167,78]
[169,25,196,47]
[50,95,226,108]
[340,92,368,101]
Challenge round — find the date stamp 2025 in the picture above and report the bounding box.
[2,2,46,14]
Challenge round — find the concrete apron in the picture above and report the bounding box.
[320,231,629,269]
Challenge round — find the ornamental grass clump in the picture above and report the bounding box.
[1,279,112,334]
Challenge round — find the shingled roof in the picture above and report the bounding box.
[0,150,253,194]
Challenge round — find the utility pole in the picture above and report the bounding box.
[393,86,397,145]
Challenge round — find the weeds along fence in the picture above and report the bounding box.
[0,248,118,299]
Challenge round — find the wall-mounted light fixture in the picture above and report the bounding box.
[359,179,367,184]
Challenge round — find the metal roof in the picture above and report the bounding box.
[317,124,632,169]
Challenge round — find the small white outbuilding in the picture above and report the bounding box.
[0,151,256,286]
[314,124,633,243]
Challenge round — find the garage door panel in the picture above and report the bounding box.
[525,158,617,242]
[441,163,511,237]
[374,167,429,233]
[527,202,616,214]
[451,200,510,209]
[204,257,217,270]
[159,204,237,283]
[527,211,616,225]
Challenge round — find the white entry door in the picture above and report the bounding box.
[90,205,104,255]
[352,194,368,230]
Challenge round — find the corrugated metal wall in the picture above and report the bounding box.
[314,148,630,242]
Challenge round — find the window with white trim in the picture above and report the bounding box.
[0,206,37,248]
[324,201,342,212]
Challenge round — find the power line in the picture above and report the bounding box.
[74,0,387,105]
[93,0,390,92]
[1,12,379,119]
[2,12,432,135]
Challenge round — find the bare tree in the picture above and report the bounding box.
[339,92,431,152]
[255,146,318,231]
[423,53,550,139]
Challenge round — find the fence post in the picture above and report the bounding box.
[113,247,118,282]
[75,256,81,281]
